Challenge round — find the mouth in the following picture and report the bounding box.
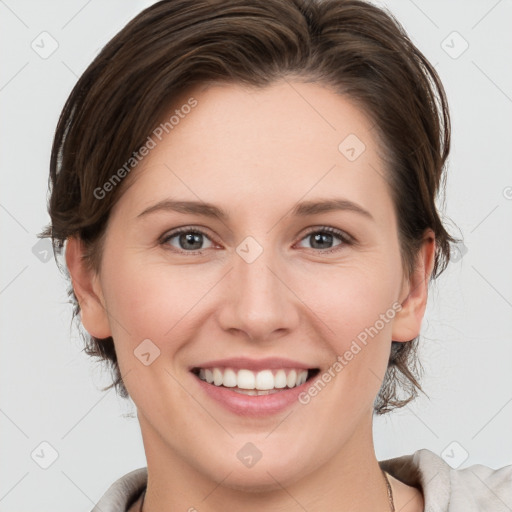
[191,367,321,396]
[189,357,323,416]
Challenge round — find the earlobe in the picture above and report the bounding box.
[391,230,436,343]
[65,236,112,339]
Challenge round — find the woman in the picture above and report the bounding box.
[40,0,512,510]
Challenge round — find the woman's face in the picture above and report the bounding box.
[78,81,428,489]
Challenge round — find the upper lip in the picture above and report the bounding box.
[190,357,317,372]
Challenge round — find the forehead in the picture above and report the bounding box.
[114,80,393,223]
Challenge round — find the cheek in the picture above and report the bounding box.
[297,267,399,418]
[302,259,401,349]
[100,253,221,346]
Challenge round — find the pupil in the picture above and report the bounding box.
[312,232,332,249]
[181,232,202,250]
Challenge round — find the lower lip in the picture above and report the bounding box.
[192,373,313,417]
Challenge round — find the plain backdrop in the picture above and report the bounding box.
[1,0,511,510]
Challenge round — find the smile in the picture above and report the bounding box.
[190,360,321,415]
[193,367,318,395]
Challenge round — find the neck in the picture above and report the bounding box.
[138,412,393,512]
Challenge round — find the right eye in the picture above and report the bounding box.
[161,227,216,254]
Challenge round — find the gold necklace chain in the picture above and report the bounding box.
[139,470,395,511]
[383,470,395,511]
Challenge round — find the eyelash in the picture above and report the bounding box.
[160,225,354,255]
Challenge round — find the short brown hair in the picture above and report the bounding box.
[40,0,458,414]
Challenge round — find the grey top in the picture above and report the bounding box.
[91,449,512,511]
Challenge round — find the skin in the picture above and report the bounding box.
[66,81,433,511]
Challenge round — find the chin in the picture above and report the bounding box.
[202,456,312,493]
[221,470,298,493]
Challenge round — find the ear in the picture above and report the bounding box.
[65,236,112,339]
[392,229,436,342]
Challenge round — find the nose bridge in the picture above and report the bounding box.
[221,235,297,340]
[237,244,276,302]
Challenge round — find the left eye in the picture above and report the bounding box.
[295,228,349,252]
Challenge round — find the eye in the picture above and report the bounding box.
[295,226,352,254]
[161,227,215,253]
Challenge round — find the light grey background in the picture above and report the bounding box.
[1,0,511,510]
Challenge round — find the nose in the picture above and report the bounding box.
[216,240,300,343]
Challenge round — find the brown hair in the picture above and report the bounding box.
[40,0,458,414]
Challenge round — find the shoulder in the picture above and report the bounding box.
[91,467,148,512]
[379,449,512,512]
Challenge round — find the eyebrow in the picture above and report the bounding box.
[137,198,374,221]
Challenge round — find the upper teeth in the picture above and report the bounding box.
[198,368,308,390]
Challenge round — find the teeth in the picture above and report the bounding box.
[237,369,256,389]
[223,368,237,388]
[205,368,214,384]
[255,370,274,390]
[274,369,287,388]
[196,367,309,391]
[287,369,297,388]
[232,388,280,396]
[297,371,307,386]
[213,368,223,386]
